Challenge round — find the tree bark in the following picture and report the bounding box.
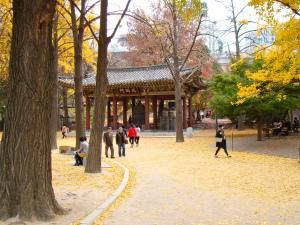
[0,0,64,220]
[85,0,131,172]
[62,87,69,118]
[230,0,241,59]
[175,80,184,142]
[70,0,86,148]
[85,0,109,173]
[50,12,59,150]
[172,1,184,142]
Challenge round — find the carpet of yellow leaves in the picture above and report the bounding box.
[102,133,300,225]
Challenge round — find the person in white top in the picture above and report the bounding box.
[135,125,141,146]
[74,137,89,166]
[61,125,69,138]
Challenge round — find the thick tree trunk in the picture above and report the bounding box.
[85,0,109,173]
[70,0,86,148]
[0,0,64,220]
[50,13,59,150]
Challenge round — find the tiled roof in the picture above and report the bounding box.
[58,64,202,90]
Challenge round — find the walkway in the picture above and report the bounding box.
[103,134,300,225]
[228,135,300,159]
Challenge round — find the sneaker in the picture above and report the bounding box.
[214,155,218,158]
[111,156,115,159]
[227,155,232,158]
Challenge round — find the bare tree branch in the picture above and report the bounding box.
[108,0,132,41]
[275,0,300,16]
[179,13,204,73]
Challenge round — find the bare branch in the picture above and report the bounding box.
[108,0,132,41]
[238,29,257,38]
[275,0,300,16]
[179,13,204,73]
[84,0,100,16]
[68,0,99,42]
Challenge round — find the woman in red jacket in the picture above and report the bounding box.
[128,124,137,148]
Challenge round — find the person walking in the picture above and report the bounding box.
[116,127,126,157]
[74,136,89,166]
[135,125,141,146]
[103,127,115,158]
[215,125,231,158]
[128,124,137,148]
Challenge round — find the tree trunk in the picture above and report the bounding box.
[0,0,64,220]
[85,0,109,173]
[172,1,184,142]
[62,87,69,118]
[230,0,241,59]
[257,117,263,141]
[175,80,184,142]
[70,0,86,148]
[50,13,59,150]
[74,47,85,148]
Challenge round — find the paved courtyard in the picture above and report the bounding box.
[102,133,300,225]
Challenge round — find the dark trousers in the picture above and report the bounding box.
[215,140,229,156]
[75,152,83,165]
[129,137,135,145]
[215,147,229,156]
[105,145,114,158]
[62,132,66,138]
[135,136,140,145]
[118,143,126,157]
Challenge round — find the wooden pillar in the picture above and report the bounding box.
[85,96,91,130]
[183,97,187,129]
[107,99,111,127]
[145,95,150,129]
[152,96,158,129]
[123,97,128,125]
[113,96,117,130]
[188,97,193,126]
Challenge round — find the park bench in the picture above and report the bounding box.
[59,146,75,154]
[263,128,271,138]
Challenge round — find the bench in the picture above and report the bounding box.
[59,146,75,154]
[263,128,272,138]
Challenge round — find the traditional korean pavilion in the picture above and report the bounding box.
[58,64,206,130]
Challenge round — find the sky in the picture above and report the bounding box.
[92,0,258,53]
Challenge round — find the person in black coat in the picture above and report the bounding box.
[215,125,231,158]
[116,127,126,157]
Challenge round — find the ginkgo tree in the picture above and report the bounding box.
[0,0,11,117]
[233,0,300,140]
[237,1,299,106]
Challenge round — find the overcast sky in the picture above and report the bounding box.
[95,0,258,52]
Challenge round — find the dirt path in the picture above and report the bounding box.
[103,135,300,225]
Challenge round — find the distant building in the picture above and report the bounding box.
[245,28,275,54]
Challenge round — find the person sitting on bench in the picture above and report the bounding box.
[74,136,89,166]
